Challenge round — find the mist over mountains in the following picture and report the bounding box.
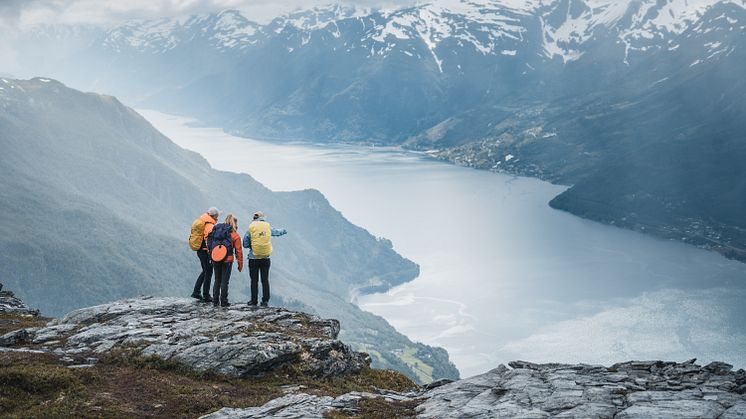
[1,0,744,383]
[9,0,746,262]
[18,0,744,140]
[0,77,458,383]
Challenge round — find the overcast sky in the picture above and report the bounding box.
[0,0,417,28]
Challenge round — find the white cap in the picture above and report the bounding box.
[207,207,220,217]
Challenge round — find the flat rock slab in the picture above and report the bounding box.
[415,360,746,418]
[202,360,746,418]
[201,391,405,419]
[3,296,367,378]
[202,393,336,419]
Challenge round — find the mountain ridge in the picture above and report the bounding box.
[0,77,458,383]
[6,1,745,264]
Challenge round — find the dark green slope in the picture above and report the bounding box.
[0,78,458,383]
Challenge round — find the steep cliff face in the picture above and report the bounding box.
[0,78,457,382]
[0,78,417,317]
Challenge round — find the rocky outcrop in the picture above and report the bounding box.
[0,282,40,316]
[2,293,744,418]
[204,359,746,418]
[415,360,746,418]
[202,389,420,419]
[0,296,368,378]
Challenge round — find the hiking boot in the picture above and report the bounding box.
[202,296,213,303]
[260,302,268,307]
[220,302,231,308]
[190,293,201,300]
[247,301,257,306]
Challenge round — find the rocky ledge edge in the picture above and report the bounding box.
[1,293,745,418]
[204,359,746,418]
[0,295,368,378]
[0,282,40,316]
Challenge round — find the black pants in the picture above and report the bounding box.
[213,261,232,306]
[192,249,213,298]
[249,258,271,304]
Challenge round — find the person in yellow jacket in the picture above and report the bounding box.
[243,211,287,307]
[189,207,219,302]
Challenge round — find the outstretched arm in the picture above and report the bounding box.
[271,227,287,237]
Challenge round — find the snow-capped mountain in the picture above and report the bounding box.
[12,0,741,146]
[38,0,737,125]
[101,10,262,54]
[91,0,746,65]
[29,0,740,264]
[5,1,746,279]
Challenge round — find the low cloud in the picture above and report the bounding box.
[9,0,416,27]
[499,288,746,368]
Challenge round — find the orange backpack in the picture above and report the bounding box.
[188,217,212,251]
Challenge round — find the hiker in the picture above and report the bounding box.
[189,207,219,302]
[207,214,243,307]
[243,211,287,307]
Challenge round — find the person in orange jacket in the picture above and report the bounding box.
[189,207,219,302]
[208,214,243,307]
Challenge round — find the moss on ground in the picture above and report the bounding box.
[0,313,50,336]
[0,346,418,418]
[240,317,328,340]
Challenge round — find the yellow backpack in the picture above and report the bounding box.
[248,221,273,258]
[188,217,212,251]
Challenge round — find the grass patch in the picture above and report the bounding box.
[0,352,94,418]
[0,350,282,418]
[311,366,418,396]
[241,317,328,340]
[101,348,217,380]
[0,347,418,418]
[0,312,50,336]
[399,346,434,384]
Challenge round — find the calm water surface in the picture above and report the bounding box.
[142,110,746,378]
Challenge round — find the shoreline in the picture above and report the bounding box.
[143,109,746,378]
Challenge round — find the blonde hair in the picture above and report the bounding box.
[224,214,238,232]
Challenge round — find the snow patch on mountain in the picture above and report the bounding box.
[211,10,260,50]
[275,5,366,32]
[366,2,531,70]
[103,18,181,53]
[92,0,746,67]
[102,10,261,53]
[537,0,740,63]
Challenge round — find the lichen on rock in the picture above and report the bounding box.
[204,359,746,418]
[7,296,368,378]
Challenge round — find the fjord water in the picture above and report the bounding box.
[142,110,746,378]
